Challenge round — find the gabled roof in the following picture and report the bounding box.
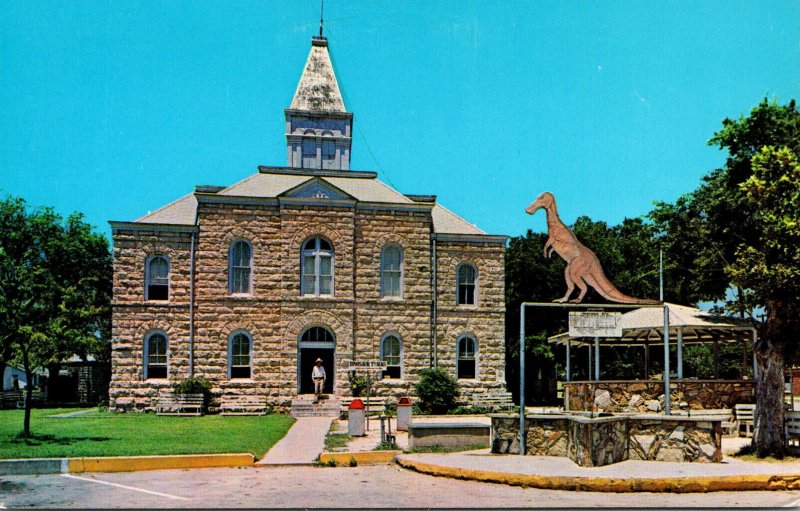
[134,193,197,225]
[289,37,346,113]
[129,168,493,236]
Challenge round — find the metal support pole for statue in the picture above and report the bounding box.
[519,304,526,455]
[663,304,671,415]
[566,338,571,382]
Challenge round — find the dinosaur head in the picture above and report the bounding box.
[525,192,554,215]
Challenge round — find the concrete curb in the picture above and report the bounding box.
[0,458,69,476]
[395,456,800,493]
[0,453,254,476]
[318,451,399,466]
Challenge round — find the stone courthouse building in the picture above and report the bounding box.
[108,35,507,411]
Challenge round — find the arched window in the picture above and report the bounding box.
[145,255,169,300]
[301,238,333,296]
[381,334,402,379]
[229,240,252,294]
[457,336,477,379]
[457,263,477,305]
[145,332,168,379]
[229,331,252,379]
[301,326,335,344]
[381,245,403,298]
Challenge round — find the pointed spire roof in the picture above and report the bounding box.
[289,36,346,113]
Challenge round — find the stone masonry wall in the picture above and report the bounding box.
[491,414,722,466]
[565,380,755,413]
[110,199,506,411]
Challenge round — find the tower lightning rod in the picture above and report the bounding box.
[320,0,324,36]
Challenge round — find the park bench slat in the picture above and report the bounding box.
[219,395,267,416]
[156,391,204,416]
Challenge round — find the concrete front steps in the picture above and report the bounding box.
[290,395,340,418]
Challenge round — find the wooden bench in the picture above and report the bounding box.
[340,397,392,415]
[785,410,800,448]
[472,391,514,411]
[1,391,22,409]
[15,390,46,409]
[156,391,204,416]
[734,404,756,438]
[219,395,268,416]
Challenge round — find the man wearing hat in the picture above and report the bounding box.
[312,358,326,403]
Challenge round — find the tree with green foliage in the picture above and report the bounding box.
[657,99,800,457]
[0,195,111,436]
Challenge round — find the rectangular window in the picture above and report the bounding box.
[319,256,332,295]
[302,255,316,295]
[458,283,475,304]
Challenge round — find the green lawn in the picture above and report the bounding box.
[0,408,295,460]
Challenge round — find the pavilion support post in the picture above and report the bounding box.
[588,345,593,381]
[677,329,683,380]
[566,338,571,382]
[663,304,671,416]
[644,341,650,379]
[594,337,600,381]
[713,339,719,379]
[741,339,748,378]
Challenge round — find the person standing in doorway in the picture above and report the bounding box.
[312,358,326,403]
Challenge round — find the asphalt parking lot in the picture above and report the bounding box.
[2,465,800,508]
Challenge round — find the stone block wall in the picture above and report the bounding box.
[110,198,506,411]
[491,414,722,466]
[565,380,755,413]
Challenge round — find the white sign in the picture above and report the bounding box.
[345,360,388,371]
[568,312,623,338]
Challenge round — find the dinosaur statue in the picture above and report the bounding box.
[525,191,660,304]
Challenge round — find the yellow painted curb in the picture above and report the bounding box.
[395,457,800,493]
[69,453,255,473]
[318,451,400,466]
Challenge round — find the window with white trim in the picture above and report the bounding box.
[322,140,335,161]
[229,331,252,379]
[301,238,333,296]
[457,263,477,305]
[381,334,402,379]
[145,332,168,379]
[146,255,169,300]
[381,244,403,298]
[457,336,477,379]
[229,240,252,294]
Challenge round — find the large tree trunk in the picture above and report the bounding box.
[753,302,786,458]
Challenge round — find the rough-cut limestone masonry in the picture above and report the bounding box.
[491,413,722,467]
[563,380,755,413]
[108,35,507,412]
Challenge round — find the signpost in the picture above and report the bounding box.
[568,311,622,338]
[345,359,387,431]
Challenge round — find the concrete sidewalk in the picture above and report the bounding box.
[257,416,335,466]
[396,450,800,492]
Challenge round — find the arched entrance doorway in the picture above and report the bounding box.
[298,326,335,395]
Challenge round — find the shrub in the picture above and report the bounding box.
[415,368,459,414]
[173,376,213,408]
[348,371,368,397]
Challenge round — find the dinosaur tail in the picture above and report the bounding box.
[583,268,661,305]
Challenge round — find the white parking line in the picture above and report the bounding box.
[60,474,189,501]
[785,497,800,508]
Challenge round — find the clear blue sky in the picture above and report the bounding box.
[2,1,799,240]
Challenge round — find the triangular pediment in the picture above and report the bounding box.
[279,178,354,201]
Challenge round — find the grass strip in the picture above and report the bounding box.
[0,408,294,459]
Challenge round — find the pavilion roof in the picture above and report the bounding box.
[548,303,755,346]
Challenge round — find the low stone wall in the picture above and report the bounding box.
[564,380,754,413]
[491,413,722,466]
